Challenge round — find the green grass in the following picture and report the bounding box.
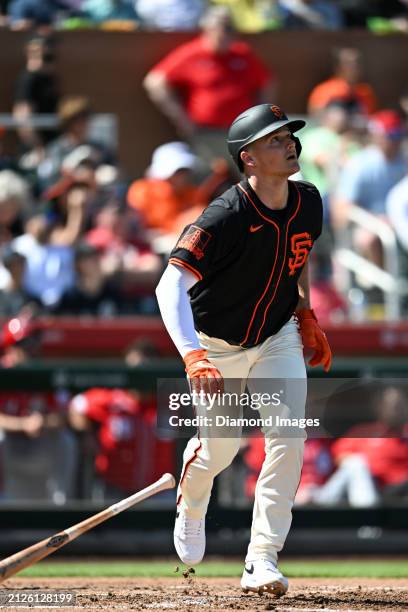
[19,559,408,579]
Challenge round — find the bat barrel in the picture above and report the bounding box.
[0,473,176,583]
[0,531,70,581]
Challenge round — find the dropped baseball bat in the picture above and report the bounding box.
[0,472,176,582]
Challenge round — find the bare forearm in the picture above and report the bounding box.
[50,188,87,246]
[50,209,84,246]
[143,72,194,135]
[296,260,311,311]
[0,414,26,432]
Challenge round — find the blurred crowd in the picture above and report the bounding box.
[1,313,407,506]
[1,27,169,318]
[0,300,407,507]
[0,6,407,326]
[0,0,407,32]
[0,328,176,504]
[213,384,408,509]
[0,4,407,506]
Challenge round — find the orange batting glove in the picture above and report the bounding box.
[183,348,224,396]
[296,308,332,372]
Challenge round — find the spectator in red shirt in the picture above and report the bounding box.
[244,436,334,505]
[143,6,275,169]
[313,386,408,506]
[68,341,175,500]
[295,438,334,505]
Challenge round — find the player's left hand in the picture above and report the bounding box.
[183,348,224,396]
[295,308,332,372]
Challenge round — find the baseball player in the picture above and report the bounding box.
[156,104,332,596]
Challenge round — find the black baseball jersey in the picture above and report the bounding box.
[169,179,323,348]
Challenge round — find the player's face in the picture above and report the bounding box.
[246,128,300,177]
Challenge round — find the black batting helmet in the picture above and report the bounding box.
[227,104,306,171]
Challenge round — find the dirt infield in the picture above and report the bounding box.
[1,576,407,611]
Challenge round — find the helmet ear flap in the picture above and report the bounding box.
[292,135,302,159]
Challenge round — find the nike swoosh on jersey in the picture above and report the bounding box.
[249,224,264,233]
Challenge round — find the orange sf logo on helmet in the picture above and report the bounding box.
[270,105,284,119]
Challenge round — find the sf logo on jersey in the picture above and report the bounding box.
[288,232,313,276]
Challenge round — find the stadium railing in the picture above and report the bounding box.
[4,317,408,359]
[334,204,408,320]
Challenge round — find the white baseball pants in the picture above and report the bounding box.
[177,318,307,564]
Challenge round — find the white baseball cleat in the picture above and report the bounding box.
[173,511,205,565]
[241,559,288,596]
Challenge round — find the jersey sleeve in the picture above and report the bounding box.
[169,202,242,281]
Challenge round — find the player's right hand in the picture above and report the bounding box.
[183,349,224,396]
